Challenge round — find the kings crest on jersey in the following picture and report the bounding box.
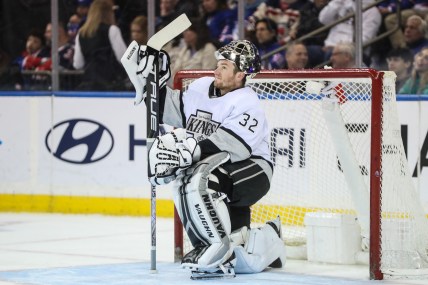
[186,110,221,141]
[168,76,271,164]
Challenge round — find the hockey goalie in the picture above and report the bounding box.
[121,39,286,279]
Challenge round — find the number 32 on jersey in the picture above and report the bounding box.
[239,113,258,133]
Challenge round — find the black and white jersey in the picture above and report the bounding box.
[163,77,271,165]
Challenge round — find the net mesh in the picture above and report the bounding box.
[379,74,428,273]
[250,78,372,245]
[176,70,428,276]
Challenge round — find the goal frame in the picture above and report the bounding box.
[172,69,384,280]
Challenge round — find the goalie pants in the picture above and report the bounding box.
[212,158,271,231]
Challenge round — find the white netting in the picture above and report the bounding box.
[176,70,428,277]
[250,78,372,244]
[379,74,428,274]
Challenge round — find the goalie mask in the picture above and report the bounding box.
[215,40,261,76]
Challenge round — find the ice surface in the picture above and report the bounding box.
[0,213,425,285]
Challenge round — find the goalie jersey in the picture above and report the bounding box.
[163,77,271,166]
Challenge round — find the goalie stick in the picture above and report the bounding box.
[145,13,191,273]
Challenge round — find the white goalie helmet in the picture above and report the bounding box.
[215,40,261,76]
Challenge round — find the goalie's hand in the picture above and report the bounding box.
[148,129,201,185]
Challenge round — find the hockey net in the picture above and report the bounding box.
[172,69,428,280]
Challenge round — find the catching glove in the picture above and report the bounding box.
[121,41,171,106]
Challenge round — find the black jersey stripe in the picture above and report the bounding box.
[198,139,222,159]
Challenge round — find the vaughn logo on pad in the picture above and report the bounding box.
[45,119,114,164]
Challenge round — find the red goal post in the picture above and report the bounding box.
[172,69,428,280]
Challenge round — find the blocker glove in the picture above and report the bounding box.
[148,128,201,185]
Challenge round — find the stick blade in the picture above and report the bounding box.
[147,13,191,51]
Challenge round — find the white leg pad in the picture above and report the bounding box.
[173,152,233,269]
[233,221,286,273]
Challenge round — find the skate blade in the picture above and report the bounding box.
[190,269,235,280]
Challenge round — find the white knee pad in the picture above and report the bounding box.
[173,152,233,269]
[233,218,286,273]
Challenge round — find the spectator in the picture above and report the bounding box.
[130,15,148,45]
[377,0,413,16]
[404,15,428,55]
[117,0,149,44]
[370,1,415,69]
[254,18,285,69]
[13,29,51,90]
[76,0,92,24]
[73,0,127,90]
[43,22,74,71]
[20,29,51,71]
[66,0,93,45]
[169,19,217,86]
[44,22,54,49]
[42,22,77,90]
[122,15,148,92]
[201,0,236,45]
[386,48,413,92]
[413,0,428,21]
[399,47,428,94]
[285,42,308,69]
[319,0,381,59]
[296,0,329,67]
[174,0,200,18]
[378,0,415,49]
[157,0,179,30]
[242,0,280,18]
[296,0,329,46]
[67,14,82,44]
[330,42,356,69]
[248,0,305,46]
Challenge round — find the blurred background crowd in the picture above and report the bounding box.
[0,0,427,94]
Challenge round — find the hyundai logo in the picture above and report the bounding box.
[45,119,114,164]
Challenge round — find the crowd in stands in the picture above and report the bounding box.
[73,0,127,90]
[0,0,428,93]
